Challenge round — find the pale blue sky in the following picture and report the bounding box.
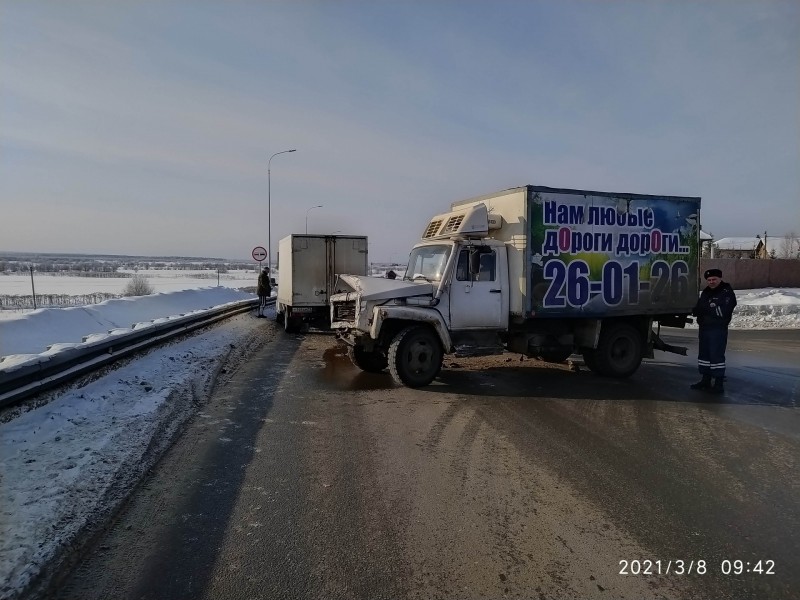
[1,1,798,262]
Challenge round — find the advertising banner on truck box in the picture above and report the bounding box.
[528,190,701,317]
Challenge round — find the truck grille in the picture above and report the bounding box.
[333,301,357,322]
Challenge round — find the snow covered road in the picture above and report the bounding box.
[0,287,798,599]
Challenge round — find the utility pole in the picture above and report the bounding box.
[268,149,297,271]
[29,266,37,309]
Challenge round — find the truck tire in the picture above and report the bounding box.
[348,346,388,373]
[388,325,443,388]
[593,322,643,378]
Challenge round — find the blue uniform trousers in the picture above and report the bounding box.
[698,326,728,378]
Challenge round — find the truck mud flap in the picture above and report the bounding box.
[651,331,688,356]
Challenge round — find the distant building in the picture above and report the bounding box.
[712,236,799,259]
[714,237,762,259]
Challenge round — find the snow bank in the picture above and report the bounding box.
[0,287,255,358]
[0,320,255,599]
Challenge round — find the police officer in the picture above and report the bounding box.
[691,268,737,394]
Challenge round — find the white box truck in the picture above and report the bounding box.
[330,186,701,387]
[277,234,369,332]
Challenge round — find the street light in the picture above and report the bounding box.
[268,149,296,269]
[305,205,323,234]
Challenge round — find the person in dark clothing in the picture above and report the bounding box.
[691,268,737,394]
[386,270,397,280]
[257,267,271,317]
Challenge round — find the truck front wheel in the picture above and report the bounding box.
[388,326,443,387]
[593,323,643,378]
[348,346,388,373]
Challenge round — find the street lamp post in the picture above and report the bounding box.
[305,205,323,234]
[268,149,296,270]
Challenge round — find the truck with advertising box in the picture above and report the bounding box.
[330,186,700,387]
[277,234,368,332]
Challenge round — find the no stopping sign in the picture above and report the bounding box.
[252,246,267,262]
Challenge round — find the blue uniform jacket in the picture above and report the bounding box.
[692,282,737,328]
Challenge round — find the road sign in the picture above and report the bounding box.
[252,246,268,262]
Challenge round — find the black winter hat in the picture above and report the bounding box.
[704,268,722,279]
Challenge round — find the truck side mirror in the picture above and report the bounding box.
[469,250,481,276]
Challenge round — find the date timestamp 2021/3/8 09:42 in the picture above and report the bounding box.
[619,559,775,576]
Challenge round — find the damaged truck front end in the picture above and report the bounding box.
[330,247,455,387]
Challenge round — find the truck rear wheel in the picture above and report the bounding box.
[388,326,443,387]
[348,346,388,373]
[593,323,643,378]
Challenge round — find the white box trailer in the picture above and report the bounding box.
[277,234,368,332]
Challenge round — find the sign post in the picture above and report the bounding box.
[30,266,37,310]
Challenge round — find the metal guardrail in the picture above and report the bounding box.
[0,298,273,408]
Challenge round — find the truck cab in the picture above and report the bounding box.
[331,204,515,386]
[406,238,509,331]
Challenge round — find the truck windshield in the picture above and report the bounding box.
[404,244,452,282]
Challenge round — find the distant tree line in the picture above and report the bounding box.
[0,293,120,310]
[0,261,118,273]
[0,254,255,274]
